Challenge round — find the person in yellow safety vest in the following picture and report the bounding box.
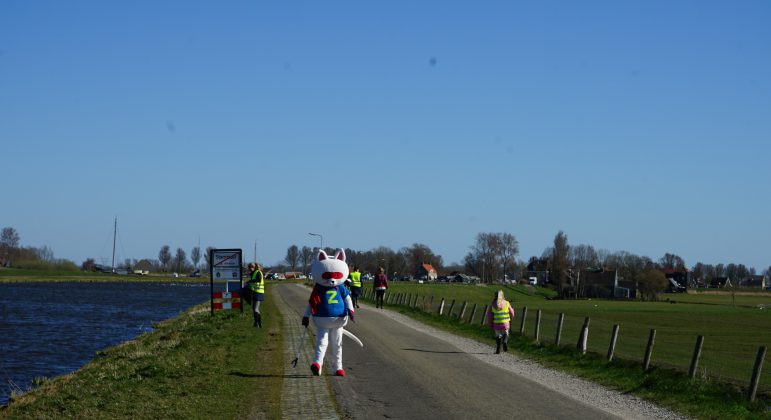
[348,265,362,308]
[486,290,516,354]
[247,263,265,328]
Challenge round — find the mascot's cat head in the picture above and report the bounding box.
[311,249,349,288]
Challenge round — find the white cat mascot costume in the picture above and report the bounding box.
[302,249,356,377]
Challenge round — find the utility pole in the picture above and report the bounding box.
[254,240,257,263]
[111,216,117,271]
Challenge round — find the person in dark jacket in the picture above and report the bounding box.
[373,267,388,309]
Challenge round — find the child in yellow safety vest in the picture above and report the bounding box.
[486,290,516,354]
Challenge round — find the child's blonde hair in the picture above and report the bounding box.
[494,290,505,306]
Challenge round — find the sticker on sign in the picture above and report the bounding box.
[213,251,241,267]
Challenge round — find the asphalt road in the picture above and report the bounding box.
[277,284,621,420]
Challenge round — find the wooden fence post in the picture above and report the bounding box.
[519,307,528,335]
[459,301,468,320]
[438,298,445,315]
[555,313,564,346]
[480,304,489,326]
[607,324,619,362]
[643,329,656,371]
[748,346,767,402]
[688,335,704,378]
[446,299,455,317]
[468,303,477,324]
[577,317,590,354]
[534,310,542,343]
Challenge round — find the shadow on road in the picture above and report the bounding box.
[402,348,487,355]
[229,371,311,379]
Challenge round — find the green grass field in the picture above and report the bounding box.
[370,282,771,394]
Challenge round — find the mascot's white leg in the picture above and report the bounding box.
[330,327,344,371]
[313,326,330,368]
[313,316,347,373]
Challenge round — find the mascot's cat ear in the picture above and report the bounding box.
[318,250,328,261]
[335,249,346,261]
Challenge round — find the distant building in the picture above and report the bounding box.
[662,268,689,293]
[523,258,549,285]
[579,268,617,298]
[415,263,438,281]
[710,277,732,288]
[739,275,767,289]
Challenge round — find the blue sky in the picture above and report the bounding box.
[2,1,770,271]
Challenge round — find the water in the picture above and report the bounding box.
[0,282,210,405]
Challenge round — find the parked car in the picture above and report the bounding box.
[189,269,201,278]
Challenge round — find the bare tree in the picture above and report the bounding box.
[570,244,598,270]
[659,253,685,270]
[285,245,300,271]
[736,264,750,281]
[204,246,215,271]
[190,246,201,269]
[36,245,54,262]
[1,227,20,249]
[714,263,726,278]
[402,243,443,272]
[466,233,517,283]
[725,263,738,282]
[158,245,172,272]
[468,233,498,283]
[551,231,570,296]
[498,233,519,282]
[300,246,314,274]
[174,248,187,273]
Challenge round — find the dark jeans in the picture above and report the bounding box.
[375,289,385,308]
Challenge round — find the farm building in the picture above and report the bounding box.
[578,269,637,299]
[415,263,438,281]
[739,275,767,289]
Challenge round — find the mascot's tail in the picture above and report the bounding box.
[342,329,363,347]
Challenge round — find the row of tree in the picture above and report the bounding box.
[0,227,77,270]
[278,243,445,279]
[278,231,770,300]
[2,225,769,299]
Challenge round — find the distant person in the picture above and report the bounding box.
[486,290,516,354]
[349,265,362,308]
[373,267,388,309]
[247,263,265,328]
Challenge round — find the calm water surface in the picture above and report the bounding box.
[0,282,209,405]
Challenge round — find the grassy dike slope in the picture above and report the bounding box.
[1,287,283,419]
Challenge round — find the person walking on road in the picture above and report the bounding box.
[373,267,388,309]
[247,262,265,328]
[349,265,362,308]
[486,290,516,354]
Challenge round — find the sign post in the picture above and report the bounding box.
[209,248,243,315]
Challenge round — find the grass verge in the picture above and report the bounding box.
[1,287,283,419]
[364,295,771,420]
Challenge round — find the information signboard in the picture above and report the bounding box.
[209,248,243,314]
